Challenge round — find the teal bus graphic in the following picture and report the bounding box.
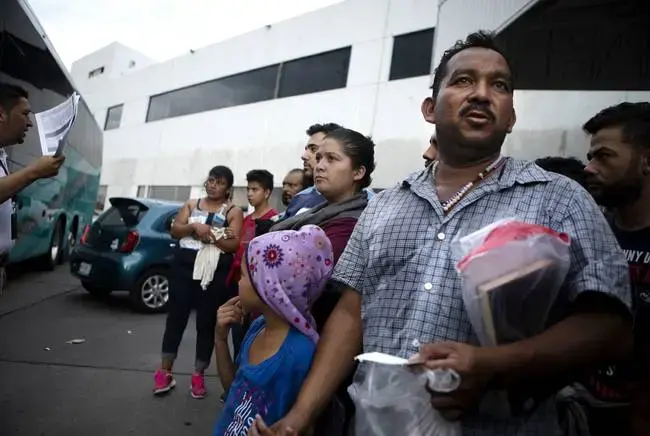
[1,0,103,267]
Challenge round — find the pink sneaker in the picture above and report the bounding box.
[153,369,176,395]
[190,372,207,399]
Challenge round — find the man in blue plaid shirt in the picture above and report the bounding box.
[260,31,633,436]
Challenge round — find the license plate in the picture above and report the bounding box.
[78,262,92,276]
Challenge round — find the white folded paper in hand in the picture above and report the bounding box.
[35,93,80,156]
[355,352,462,393]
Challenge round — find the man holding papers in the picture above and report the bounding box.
[0,83,65,293]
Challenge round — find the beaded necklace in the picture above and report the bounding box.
[433,156,507,213]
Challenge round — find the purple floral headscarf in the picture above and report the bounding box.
[246,225,334,343]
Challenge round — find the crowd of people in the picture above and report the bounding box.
[146,30,650,436]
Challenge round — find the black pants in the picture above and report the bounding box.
[161,249,235,371]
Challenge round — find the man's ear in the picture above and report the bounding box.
[506,107,517,134]
[0,107,7,124]
[643,151,650,176]
[421,97,436,124]
[353,165,367,183]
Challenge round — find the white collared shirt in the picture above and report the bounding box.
[0,149,14,254]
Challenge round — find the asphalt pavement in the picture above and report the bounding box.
[0,263,224,436]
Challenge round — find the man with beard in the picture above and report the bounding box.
[0,83,65,293]
[582,101,650,436]
[252,31,632,436]
[281,168,306,208]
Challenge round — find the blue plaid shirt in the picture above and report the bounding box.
[332,158,631,436]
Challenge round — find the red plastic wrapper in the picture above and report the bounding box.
[455,219,571,346]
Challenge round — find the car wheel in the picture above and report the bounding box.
[131,268,170,313]
[38,218,64,271]
[82,281,111,296]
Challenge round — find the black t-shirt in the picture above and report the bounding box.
[583,223,650,403]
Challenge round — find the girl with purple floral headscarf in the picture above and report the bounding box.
[213,225,334,436]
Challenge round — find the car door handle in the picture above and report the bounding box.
[169,243,176,247]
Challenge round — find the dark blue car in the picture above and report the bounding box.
[70,197,181,313]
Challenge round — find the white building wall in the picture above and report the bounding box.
[433,0,539,68]
[72,0,439,207]
[434,0,650,161]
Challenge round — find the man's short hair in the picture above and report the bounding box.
[535,156,586,187]
[305,123,342,137]
[583,102,650,151]
[0,83,28,112]
[246,169,274,191]
[430,30,513,99]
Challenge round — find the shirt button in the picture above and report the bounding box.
[437,232,445,241]
[424,282,433,291]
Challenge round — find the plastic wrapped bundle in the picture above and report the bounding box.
[454,219,571,346]
[348,352,462,436]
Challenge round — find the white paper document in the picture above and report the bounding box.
[355,352,462,392]
[34,93,80,156]
[355,352,408,365]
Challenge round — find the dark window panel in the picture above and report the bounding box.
[278,47,351,98]
[496,0,650,91]
[146,65,279,122]
[89,66,105,78]
[389,28,435,81]
[104,104,123,130]
[147,186,191,202]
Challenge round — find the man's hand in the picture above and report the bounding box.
[248,415,300,436]
[411,341,495,421]
[216,296,243,341]
[27,155,65,179]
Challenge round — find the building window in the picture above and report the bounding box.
[145,46,352,123]
[146,65,279,122]
[88,66,105,78]
[146,186,191,202]
[389,28,435,81]
[104,104,124,130]
[136,185,148,197]
[496,0,650,91]
[278,47,351,98]
[96,185,107,212]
